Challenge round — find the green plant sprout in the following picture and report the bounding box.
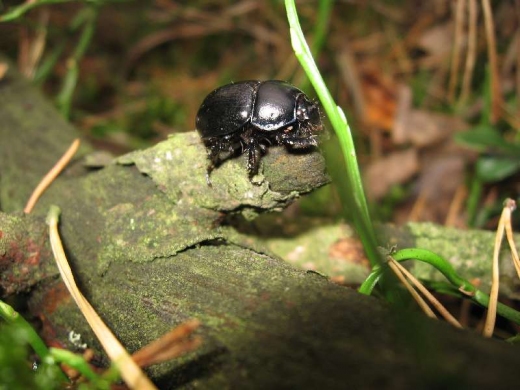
[0,300,122,388]
[0,0,124,119]
[50,348,119,389]
[0,300,69,384]
[0,0,126,22]
[284,1,520,333]
[358,248,520,326]
[55,4,99,118]
[284,0,380,268]
[455,67,520,227]
[296,0,333,93]
[0,0,75,22]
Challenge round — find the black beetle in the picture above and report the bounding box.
[195,80,323,181]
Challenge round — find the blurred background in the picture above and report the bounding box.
[1,0,519,229]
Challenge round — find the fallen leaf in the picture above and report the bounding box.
[393,86,469,147]
[364,149,419,200]
[360,67,398,130]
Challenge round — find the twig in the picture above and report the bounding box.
[24,138,80,213]
[46,206,157,390]
[132,319,202,368]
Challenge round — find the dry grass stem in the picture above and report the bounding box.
[481,0,503,123]
[336,49,366,120]
[47,207,157,390]
[18,9,49,78]
[387,258,437,319]
[449,0,465,103]
[517,29,520,111]
[24,139,80,214]
[503,200,520,279]
[445,184,467,227]
[459,0,477,105]
[390,258,463,328]
[482,200,513,337]
[408,190,428,222]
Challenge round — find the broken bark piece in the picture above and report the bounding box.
[116,132,329,214]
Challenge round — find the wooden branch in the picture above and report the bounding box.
[1,54,520,389]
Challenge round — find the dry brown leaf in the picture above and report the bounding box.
[400,110,468,147]
[393,86,468,147]
[360,68,398,131]
[409,153,467,223]
[416,22,454,62]
[364,148,419,200]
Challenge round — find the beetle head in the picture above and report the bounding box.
[295,95,322,133]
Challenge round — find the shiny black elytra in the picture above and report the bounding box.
[195,80,323,182]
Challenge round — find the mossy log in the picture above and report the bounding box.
[1,55,520,389]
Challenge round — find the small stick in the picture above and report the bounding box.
[132,319,202,368]
[24,138,80,214]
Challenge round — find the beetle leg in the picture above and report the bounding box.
[258,142,268,155]
[204,136,232,185]
[203,134,246,185]
[205,145,221,186]
[245,138,261,176]
[205,171,213,187]
[274,132,286,145]
[283,136,317,149]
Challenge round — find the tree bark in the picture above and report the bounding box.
[1,55,520,389]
